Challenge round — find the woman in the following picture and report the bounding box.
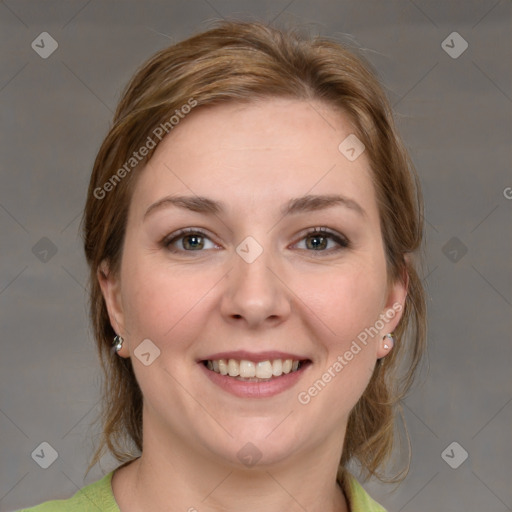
[21,20,425,512]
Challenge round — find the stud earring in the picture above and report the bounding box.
[113,334,124,353]
[383,333,394,351]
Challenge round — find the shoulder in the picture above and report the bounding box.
[342,473,388,512]
[17,471,119,512]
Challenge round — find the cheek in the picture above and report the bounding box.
[293,266,384,416]
[119,253,221,347]
[292,260,387,344]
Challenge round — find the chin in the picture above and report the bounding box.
[208,422,306,469]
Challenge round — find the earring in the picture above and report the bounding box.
[383,333,394,351]
[113,334,124,353]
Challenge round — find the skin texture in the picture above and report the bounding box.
[99,98,407,512]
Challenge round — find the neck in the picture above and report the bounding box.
[112,418,349,512]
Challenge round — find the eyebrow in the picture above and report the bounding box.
[143,193,366,219]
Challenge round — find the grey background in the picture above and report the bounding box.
[1,1,511,511]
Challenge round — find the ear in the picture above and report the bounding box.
[97,260,128,356]
[376,257,409,359]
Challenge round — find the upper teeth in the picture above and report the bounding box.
[206,359,300,379]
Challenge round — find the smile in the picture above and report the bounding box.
[200,355,311,398]
[203,358,304,381]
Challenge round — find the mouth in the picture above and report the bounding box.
[198,351,312,398]
[202,357,310,382]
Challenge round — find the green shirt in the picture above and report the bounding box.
[18,470,386,511]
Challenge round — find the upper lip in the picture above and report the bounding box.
[199,350,311,363]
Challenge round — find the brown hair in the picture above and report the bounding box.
[82,19,426,483]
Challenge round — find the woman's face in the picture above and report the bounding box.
[100,98,406,470]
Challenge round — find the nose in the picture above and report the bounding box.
[220,246,291,329]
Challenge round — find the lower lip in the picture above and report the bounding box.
[199,362,310,398]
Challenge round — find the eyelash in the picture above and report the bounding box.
[162,227,350,255]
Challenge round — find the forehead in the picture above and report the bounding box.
[129,98,379,223]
